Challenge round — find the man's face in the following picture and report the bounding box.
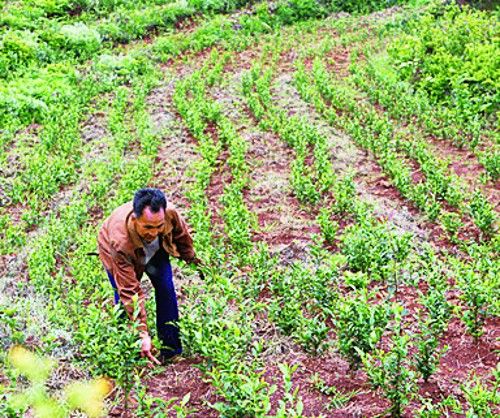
[133,206,165,244]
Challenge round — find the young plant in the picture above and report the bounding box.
[413,320,448,383]
[420,269,451,335]
[468,190,496,239]
[333,288,390,368]
[360,306,416,418]
[341,218,412,281]
[457,267,490,341]
[274,363,304,418]
[295,314,330,355]
[316,207,339,244]
[76,301,147,406]
[418,395,463,417]
[461,374,499,418]
[332,172,356,215]
[309,373,360,410]
[440,211,463,243]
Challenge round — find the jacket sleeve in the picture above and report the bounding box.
[108,251,148,333]
[171,210,196,262]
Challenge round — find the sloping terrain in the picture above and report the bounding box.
[1,1,498,417]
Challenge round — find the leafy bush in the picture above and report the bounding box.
[328,0,406,14]
[73,0,142,15]
[387,3,499,120]
[333,289,391,367]
[341,219,413,280]
[317,207,339,244]
[468,190,496,238]
[187,0,251,13]
[94,51,155,85]
[361,320,416,418]
[0,30,49,79]
[332,172,356,215]
[461,374,500,418]
[58,23,102,58]
[0,64,79,126]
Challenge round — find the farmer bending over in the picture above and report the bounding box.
[97,188,200,365]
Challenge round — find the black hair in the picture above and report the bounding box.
[133,188,167,217]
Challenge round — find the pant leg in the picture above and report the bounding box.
[145,249,182,357]
[106,269,121,304]
[105,269,128,322]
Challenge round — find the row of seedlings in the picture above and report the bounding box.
[294,57,497,242]
[173,53,306,417]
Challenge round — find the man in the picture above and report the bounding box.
[97,188,200,365]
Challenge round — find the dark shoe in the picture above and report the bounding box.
[159,350,183,365]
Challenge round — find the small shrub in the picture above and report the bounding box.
[333,288,390,368]
[341,219,413,280]
[360,307,416,418]
[468,190,496,238]
[58,23,102,58]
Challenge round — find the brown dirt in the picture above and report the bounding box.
[144,357,221,417]
[428,135,500,211]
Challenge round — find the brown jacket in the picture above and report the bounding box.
[97,201,195,332]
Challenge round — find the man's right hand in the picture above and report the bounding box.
[140,332,161,366]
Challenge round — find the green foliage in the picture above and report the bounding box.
[413,321,447,382]
[477,148,499,181]
[274,364,304,417]
[0,30,48,79]
[440,211,463,243]
[94,51,155,85]
[461,374,500,418]
[387,3,499,120]
[456,266,490,341]
[317,207,339,244]
[418,395,463,417]
[360,308,416,418]
[187,0,250,13]
[57,23,102,58]
[420,269,451,335]
[341,218,413,280]
[291,155,321,204]
[333,288,390,368]
[0,64,79,126]
[329,0,406,14]
[468,190,496,238]
[332,172,356,215]
[76,302,147,402]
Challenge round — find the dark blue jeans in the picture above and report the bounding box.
[106,248,182,358]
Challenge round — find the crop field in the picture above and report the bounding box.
[0,0,499,416]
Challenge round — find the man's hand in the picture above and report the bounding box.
[189,256,203,266]
[187,257,205,280]
[139,332,161,366]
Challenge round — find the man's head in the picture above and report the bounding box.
[132,188,167,244]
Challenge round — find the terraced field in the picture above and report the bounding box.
[1,0,498,417]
